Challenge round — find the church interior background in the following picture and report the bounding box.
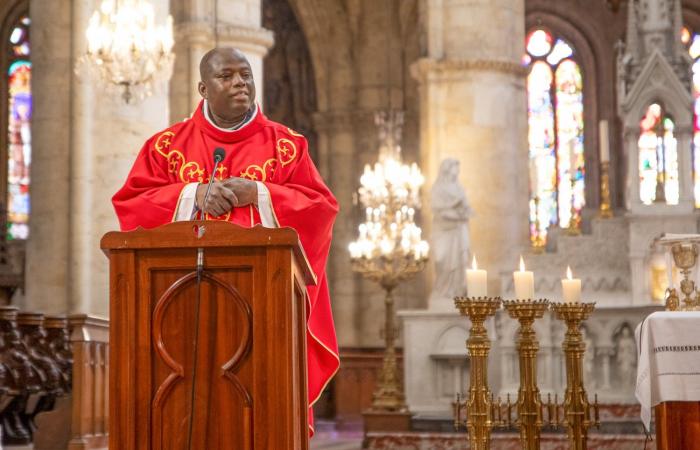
[0,0,697,448]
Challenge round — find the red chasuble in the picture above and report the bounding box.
[112,101,339,434]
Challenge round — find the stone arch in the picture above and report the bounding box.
[624,86,693,130]
[433,325,468,355]
[262,0,320,161]
[526,11,602,211]
[285,0,354,112]
[683,3,700,31]
[612,321,636,343]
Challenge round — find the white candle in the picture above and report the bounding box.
[562,265,582,303]
[599,120,610,163]
[514,256,535,299]
[467,255,487,298]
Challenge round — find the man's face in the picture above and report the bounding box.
[199,51,256,120]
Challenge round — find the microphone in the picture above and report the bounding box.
[201,147,226,216]
[213,147,226,164]
[189,147,226,449]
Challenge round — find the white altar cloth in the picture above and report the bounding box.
[635,311,700,430]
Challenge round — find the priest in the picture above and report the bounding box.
[112,47,339,435]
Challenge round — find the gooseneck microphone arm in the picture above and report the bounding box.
[187,147,226,450]
[200,147,227,216]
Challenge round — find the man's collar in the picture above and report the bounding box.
[202,100,258,132]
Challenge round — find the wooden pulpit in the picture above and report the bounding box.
[101,221,314,450]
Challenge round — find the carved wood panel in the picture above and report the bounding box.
[149,269,253,450]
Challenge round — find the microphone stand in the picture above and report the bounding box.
[186,153,223,450]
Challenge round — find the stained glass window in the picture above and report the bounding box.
[526,29,585,245]
[682,27,700,207]
[6,15,30,239]
[638,104,678,205]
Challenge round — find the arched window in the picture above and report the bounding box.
[5,14,30,239]
[682,26,700,207]
[638,103,678,205]
[525,29,585,246]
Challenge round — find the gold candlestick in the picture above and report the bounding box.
[567,174,581,236]
[599,161,613,218]
[550,302,600,450]
[502,299,549,450]
[531,196,545,253]
[453,297,501,450]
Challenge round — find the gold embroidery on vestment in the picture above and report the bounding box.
[276,138,297,166]
[154,131,229,183]
[240,158,278,181]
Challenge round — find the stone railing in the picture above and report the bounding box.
[67,315,109,450]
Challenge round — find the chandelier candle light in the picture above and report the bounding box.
[81,0,175,103]
[349,111,428,412]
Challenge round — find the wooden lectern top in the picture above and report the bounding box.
[100,220,316,285]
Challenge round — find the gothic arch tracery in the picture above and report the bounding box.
[526,12,601,215]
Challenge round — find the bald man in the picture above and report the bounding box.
[112,48,339,435]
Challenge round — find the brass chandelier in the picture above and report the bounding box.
[80,0,175,103]
[349,110,428,411]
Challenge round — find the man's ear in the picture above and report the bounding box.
[198,81,207,99]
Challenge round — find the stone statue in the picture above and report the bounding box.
[429,158,472,309]
[616,326,637,387]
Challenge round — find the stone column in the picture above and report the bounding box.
[170,19,213,123]
[338,0,426,346]
[313,111,360,346]
[26,0,171,316]
[25,0,72,314]
[412,0,528,295]
[216,0,274,92]
[170,0,273,123]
